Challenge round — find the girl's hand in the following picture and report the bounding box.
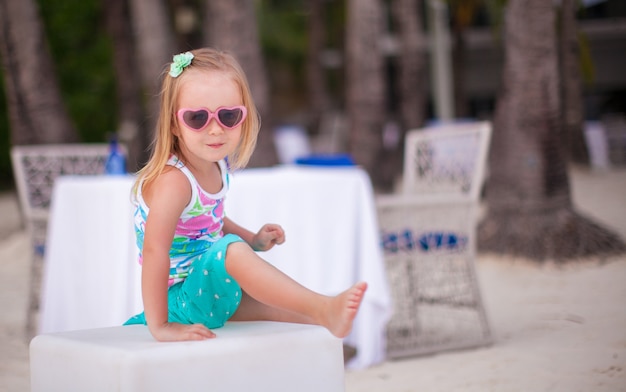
[251,223,285,251]
[150,322,216,342]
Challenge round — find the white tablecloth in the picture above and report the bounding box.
[40,166,391,369]
[39,175,142,334]
[226,166,392,368]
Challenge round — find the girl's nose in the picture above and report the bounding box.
[206,118,224,134]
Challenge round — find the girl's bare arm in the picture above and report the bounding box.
[141,169,214,341]
[223,216,285,251]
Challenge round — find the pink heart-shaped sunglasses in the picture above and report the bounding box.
[177,106,247,130]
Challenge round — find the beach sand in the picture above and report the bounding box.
[1,166,625,391]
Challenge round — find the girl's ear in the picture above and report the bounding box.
[171,119,181,137]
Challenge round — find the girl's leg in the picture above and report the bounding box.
[229,290,314,324]
[225,242,367,339]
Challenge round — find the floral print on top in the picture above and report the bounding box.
[133,155,229,286]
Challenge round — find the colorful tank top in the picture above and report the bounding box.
[133,155,229,286]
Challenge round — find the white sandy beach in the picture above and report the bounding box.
[1,166,625,392]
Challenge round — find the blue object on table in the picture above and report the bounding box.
[105,138,127,175]
[295,153,356,167]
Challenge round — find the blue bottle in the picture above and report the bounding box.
[104,137,127,175]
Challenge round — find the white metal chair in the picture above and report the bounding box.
[402,121,492,201]
[11,144,111,337]
[377,121,493,359]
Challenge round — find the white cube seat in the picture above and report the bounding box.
[30,321,344,392]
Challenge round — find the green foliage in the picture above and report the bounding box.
[483,0,507,37]
[0,0,116,188]
[258,0,308,81]
[37,0,116,143]
[577,26,596,86]
[259,0,307,53]
[257,0,347,115]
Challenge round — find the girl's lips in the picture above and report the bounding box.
[207,143,224,149]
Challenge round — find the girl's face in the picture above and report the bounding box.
[174,69,243,167]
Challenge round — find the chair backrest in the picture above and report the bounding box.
[402,121,492,202]
[10,144,111,222]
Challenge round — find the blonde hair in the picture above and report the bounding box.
[133,47,260,194]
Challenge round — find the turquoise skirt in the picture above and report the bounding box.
[124,234,244,329]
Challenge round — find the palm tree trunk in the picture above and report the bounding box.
[204,0,278,167]
[392,0,427,131]
[104,0,146,171]
[0,0,78,145]
[383,0,428,190]
[346,0,387,188]
[478,0,625,261]
[129,0,175,142]
[306,0,329,135]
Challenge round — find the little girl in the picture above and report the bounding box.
[124,48,367,342]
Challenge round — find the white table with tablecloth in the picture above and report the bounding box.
[39,175,142,334]
[226,165,392,368]
[39,165,391,369]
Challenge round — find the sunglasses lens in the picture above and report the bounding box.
[217,108,244,128]
[182,110,209,129]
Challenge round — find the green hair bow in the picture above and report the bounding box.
[169,51,194,78]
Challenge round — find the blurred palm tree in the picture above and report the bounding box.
[382,0,428,190]
[204,0,278,167]
[392,0,427,132]
[104,0,147,171]
[306,0,329,135]
[478,0,625,261]
[345,0,387,188]
[0,0,78,145]
[446,0,590,164]
[128,0,175,167]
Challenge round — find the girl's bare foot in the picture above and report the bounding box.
[324,282,368,338]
